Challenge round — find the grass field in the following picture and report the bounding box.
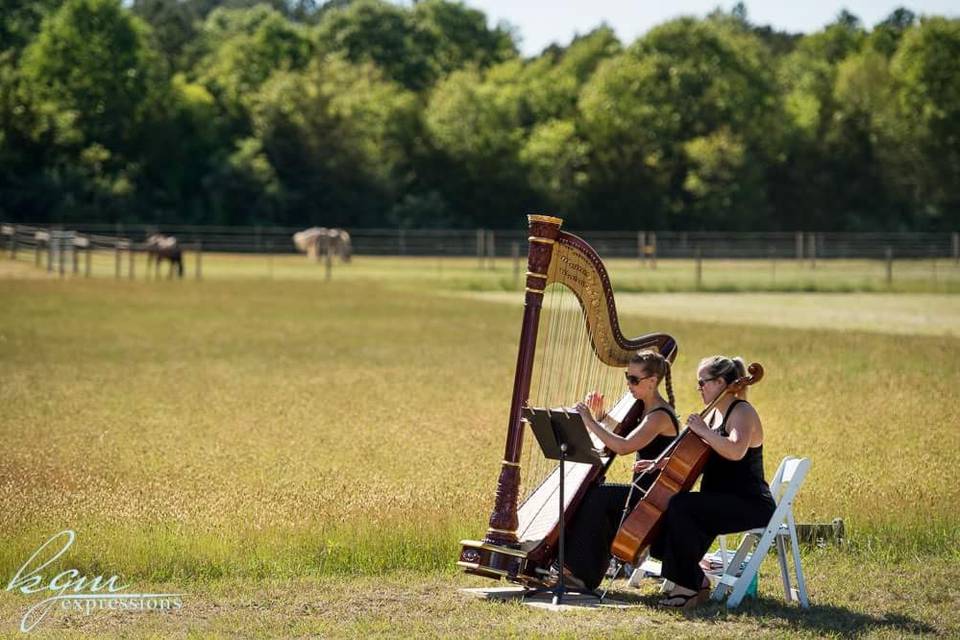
[7,250,960,293]
[1,254,958,637]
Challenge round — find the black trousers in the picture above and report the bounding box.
[564,483,641,590]
[649,491,776,591]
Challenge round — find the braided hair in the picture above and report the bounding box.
[629,349,675,409]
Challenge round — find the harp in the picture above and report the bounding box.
[457,215,678,585]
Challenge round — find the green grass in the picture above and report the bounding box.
[0,553,956,638]
[0,257,958,636]
[7,250,960,293]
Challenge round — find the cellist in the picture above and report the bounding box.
[636,355,776,609]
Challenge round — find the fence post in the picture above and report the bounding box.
[85,243,91,278]
[46,233,53,272]
[195,241,202,281]
[487,231,495,270]
[512,241,520,287]
[476,229,484,269]
[952,232,959,265]
[796,232,804,262]
[694,245,702,290]
[808,233,816,270]
[324,241,332,281]
[115,240,122,278]
[58,233,66,278]
[128,240,135,280]
[769,245,776,284]
[885,246,893,286]
[72,240,79,274]
[266,239,273,279]
[649,232,657,270]
[637,231,645,268]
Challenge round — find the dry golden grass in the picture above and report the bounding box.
[1,254,959,637]
[0,271,957,588]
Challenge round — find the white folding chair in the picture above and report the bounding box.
[711,456,811,608]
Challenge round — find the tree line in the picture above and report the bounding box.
[1,0,958,231]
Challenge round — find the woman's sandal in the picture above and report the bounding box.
[657,588,710,609]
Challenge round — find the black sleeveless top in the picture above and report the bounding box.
[632,406,680,490]
[700,399,774,501]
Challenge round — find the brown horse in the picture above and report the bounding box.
[144,233,184,278]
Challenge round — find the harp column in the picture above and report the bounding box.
[484,214,563,546]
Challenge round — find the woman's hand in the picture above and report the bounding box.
[634,457,669,473]
[583,391,605,418]
[686,414,709,438]
[574,402,594,423]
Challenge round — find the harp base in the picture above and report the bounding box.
[457,540,547,586]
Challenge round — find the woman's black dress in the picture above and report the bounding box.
[563,407,679,590]
[648,399,777,591]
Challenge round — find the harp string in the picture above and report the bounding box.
[520,284,620,505]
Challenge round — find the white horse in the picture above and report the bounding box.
[292,227,351,263]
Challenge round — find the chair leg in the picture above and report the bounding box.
[786,510,810,608]
[600,559,624,600]
[711,532,755,602]
[627,566,644,588]
[627,551,649,588]
[727,526,778,608]
[776,532,792,601]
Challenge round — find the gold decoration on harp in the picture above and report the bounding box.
[545,240,629,367]
[528,214,564,225]
[528,236,555,245]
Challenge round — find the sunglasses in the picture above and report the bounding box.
[697,376,719,389]
[625,372,655,385]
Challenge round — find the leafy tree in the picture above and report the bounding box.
[578,18,778,229]
[423,64,538,226]
[16,0,165,220]
[315,0,515,91]
[519,118,588,213]
[410,0,515,77]
[0,0,62,58]
[194,5,313,119]
[523,26,621,122]
[886,17,960,228]
[772,13,872,230]
[132,0,200,71]
[870,7,916,56]
[249,55,418,226]
[314,0,429,91]
[20,0,163,149]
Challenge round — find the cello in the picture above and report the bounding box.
[610,363,764,564]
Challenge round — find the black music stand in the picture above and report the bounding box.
[522,406,604,605]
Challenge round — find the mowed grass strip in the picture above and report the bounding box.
[6,251,960,293]
[0,277,958,588]
[0,554,955,638]
[461,290,960,338]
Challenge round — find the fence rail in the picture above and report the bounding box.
[5,223,960,260]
